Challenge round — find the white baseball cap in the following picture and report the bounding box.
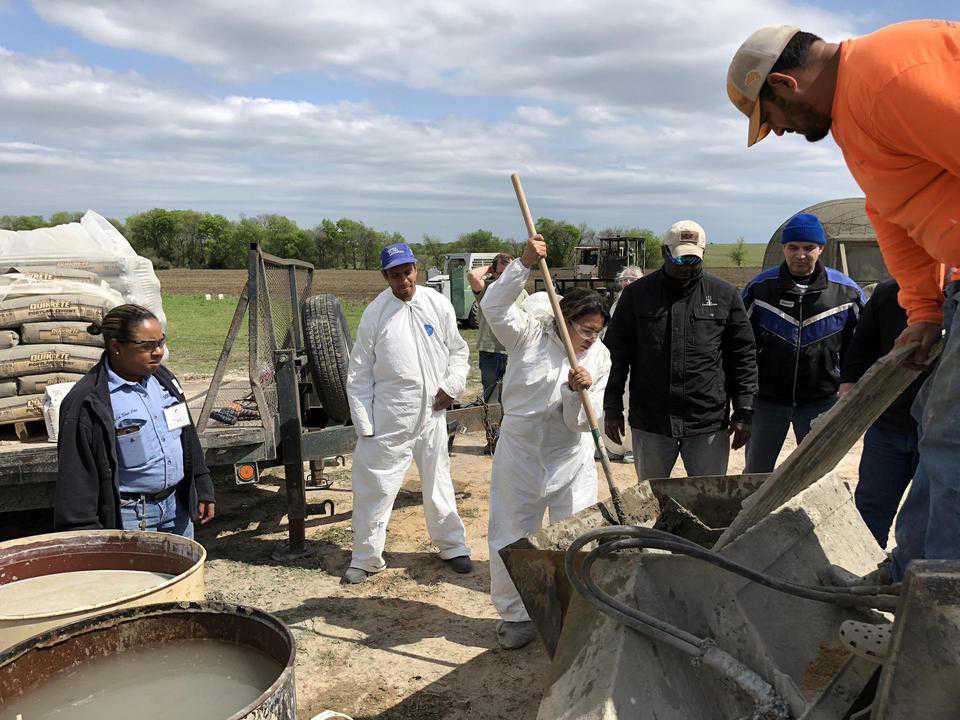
[664,221,707,259]
[727,25,800,147]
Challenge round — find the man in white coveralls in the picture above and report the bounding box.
[342,242,473,584]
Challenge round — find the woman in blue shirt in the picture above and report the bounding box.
[54,305,215,536]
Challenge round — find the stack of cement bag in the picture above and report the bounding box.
[0,269,121,428]
[0,211,166,436]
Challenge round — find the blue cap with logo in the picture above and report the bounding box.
[781,213,826,246]
[380,242,418,271]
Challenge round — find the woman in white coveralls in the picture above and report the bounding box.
[481,234,611,649]
[342,242,472,584]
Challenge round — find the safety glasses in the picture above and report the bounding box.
[124,336,167,353]
[572,323,602,341]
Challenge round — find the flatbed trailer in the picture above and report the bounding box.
[0,243,501,560]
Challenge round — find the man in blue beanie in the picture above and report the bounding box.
[741,213,865,472]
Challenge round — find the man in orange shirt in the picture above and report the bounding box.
[727,21,960,602]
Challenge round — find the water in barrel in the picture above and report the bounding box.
[0,638,283,720]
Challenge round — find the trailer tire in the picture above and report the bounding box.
[302,293,353,424]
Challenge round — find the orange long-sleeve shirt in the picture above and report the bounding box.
[831,20,960,325]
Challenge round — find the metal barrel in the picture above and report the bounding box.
[0,601,297,720]
[0,530,205,651]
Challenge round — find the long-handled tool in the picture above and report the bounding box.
[511,173,626,524]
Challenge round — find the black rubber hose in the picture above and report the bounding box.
[574,526,900,611]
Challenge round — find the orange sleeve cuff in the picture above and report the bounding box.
[904,296,944,326]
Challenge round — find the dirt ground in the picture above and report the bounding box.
[158,268,391,303]
[195,426,864,720]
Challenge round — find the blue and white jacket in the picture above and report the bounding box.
[742,261,865,406]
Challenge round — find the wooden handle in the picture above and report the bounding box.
[511,173,625,523]
[510,174,580,369]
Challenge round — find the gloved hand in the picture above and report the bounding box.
[605,415,624,444]
[728,422,751,450]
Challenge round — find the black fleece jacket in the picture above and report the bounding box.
[54,356,213,531]
[603,268,757,438]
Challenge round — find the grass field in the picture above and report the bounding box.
[702,242,767,268]
[160,255,768,382]
[163,293,482,389]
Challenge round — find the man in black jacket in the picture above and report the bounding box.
[54,306,214,534]
[742,213,865,473]
[603,221,757,480]
[840,279,930,548]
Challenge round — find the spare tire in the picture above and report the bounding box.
[302,293,353,424]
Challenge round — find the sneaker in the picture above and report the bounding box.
[622,451,634,464]
[445,555,473,574]
[341,567,371,585]
[497,620,537,650]
[839,620,892,663]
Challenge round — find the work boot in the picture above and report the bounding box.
[839,620,892,663]
[341,567,371,585]
[497,620,537,650]
[444,555,473,574]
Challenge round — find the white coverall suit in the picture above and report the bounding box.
[346,285,471,573]
[481,259,611,621]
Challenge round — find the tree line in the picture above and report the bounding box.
[0,210,662,270]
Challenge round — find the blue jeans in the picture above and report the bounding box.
[744,395,837,473]
[856,424,918,549]
[891,283,960,581]
[120,489,194,538]
[631,428,729,480]
[478,351,508,403]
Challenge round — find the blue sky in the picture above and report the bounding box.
[0,1,954,244]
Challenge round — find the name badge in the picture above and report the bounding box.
[164,402,191,430]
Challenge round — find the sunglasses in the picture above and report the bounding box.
[667,253,702,266]
[123,336,167,353]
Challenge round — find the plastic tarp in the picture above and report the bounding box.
[0,211,166,326]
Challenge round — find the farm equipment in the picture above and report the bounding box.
[501,341,958,719]
[425,252,500,328]
[0,243,501,547]
[535,236,645,302]
[197,242,501,559]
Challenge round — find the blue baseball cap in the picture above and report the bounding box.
[380,242,417,271]
[781,213,826,246]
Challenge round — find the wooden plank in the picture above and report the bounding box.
[715,342,941,550]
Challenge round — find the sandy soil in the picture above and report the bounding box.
[196,427,863,720]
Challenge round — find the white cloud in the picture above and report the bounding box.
[32,0,855,110]
[515,106,569,127]
[4,2,866,243]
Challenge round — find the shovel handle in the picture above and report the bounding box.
[511,173,626,524]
